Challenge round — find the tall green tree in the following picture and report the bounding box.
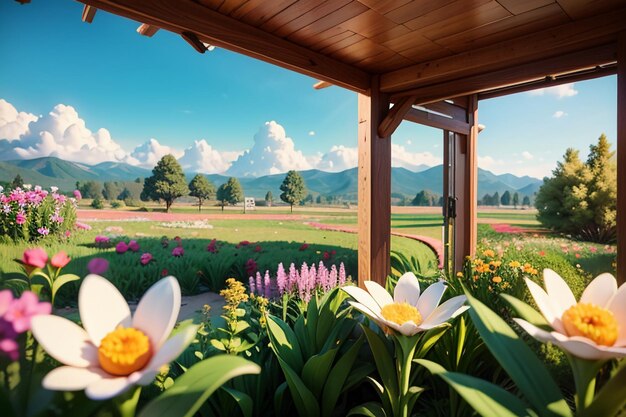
[412,190,439,206]
[265,191,274,207]
[188,174,215,212]
[80,181,102,199]
[512,192,520,208]
[102,181,121,201]
[216,177,243,211]
[280,170,306,213]
[493,192,500,207]
[522,195,531,207]
[11,174,24,190]
[141,154,189,212]
[500,190,512,206]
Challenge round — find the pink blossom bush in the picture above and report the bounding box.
[172,246,184,257]
[116,241,129,254]
[0,290,51,360]
[140,252,153,265]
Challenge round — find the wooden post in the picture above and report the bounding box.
[618,33,626,285]
[358,75,391,287]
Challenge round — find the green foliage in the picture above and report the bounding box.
[512,192,520,208]
[412,190,440,206]
[102,181,121,200]
[141,154,189,212]
[10,174,24,190]
[265,191,274,206]
[217,177,244,210]
[189,174,215,211]
[80,180,101,199]
[90,197,104,209]
[522,195,531,206]
[535,134,616,242]
[110,200,124,209]
[279,171,306,212]
[500,191,511,206]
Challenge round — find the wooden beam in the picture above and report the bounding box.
[76,0,370,93]
[313,80,332,90]
[82,5,97,22]
[358,75,391,287]
[137,23,160,37]
[391,43,616,104]
[378,95,416,137]
[381,7,626,94]
[404,108,470,135]
[420,101,467,121]
[181,31,207,54]
[618,32,626,286]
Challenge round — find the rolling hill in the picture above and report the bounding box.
[0,157,542,202]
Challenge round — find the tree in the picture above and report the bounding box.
[265,191,274,207]
[535,135,616,242]
[280,170,306,213]
[500,191,511,206]
[188,174,215,212]
[512,192,520,208]
[493,192,500,207]
[102,182,121,200]
[11,174,24,190]
[522,195,531,207]
[80,181,102,199]
[216,177,243,211]
[412,190,439,206]
[141,154,189,212]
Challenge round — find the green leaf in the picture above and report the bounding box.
[301,349,337,398]
[322,336,365,417]
[51,273,80,299]
[347,402,387,417]
[138,355,260,417]
[414,325,450,358]
[465,290,571,417]
[578,361,626,417]
[210,339,226,351]
[306,296,319,350]
[500,294,549,327]
[416,359,537,417]
[361,325,398,404]
[267,315,304,372]
[220,386,254,417]
[276,356,321,417]
[234,321,250,335]
[273,381,289,416]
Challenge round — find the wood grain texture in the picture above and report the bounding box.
[358,76,391,287]
[77,0,370,93]
[378,95,416,137]
[137,23,160,37]
[496,0,555,15]
[618,32,626,285]
[404,108,470,135]
[82,5,97,22]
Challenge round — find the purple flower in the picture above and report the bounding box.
[288,263,298,293]
[299,262,310,302]
[339,263,346,286]
[264,270,271,299]
[2,204,10,214]
[128,240,140,252]
[0,319,19,361]
[249,276,256,294]
[140,252,153,265]
[73,189,82,200]
[37,227,49,236]
[4,291,51,333]
[87,258,109,275]
[16,212,26,225]
[276,263,287,295]
[330,265,338,289]
[256,272,262,295]
[116,241,129,254]
[172,246,184,257]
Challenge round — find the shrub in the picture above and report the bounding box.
[90,197,104,209]
[110,200,125,209]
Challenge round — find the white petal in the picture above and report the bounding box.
[550,332,621,361]
[79,274,131,346]
[397,321,420,336]
[43,366,106,391]
[416,281,446,319]
[543,269,576,315]
[580,273,618,307]
[142,325,198,376]
[85,376,132,400]
[342,286,383,316]
[524,278,565,334]
[513,319,558,344]
[364,281,393,309]
[348,301,384,322]
[133,276,181,349]
[31,315,98,367]
[422,295,467,328]
[393,272,420,305]
[608,283,626,346]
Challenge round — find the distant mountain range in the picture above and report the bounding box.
[0,157,542,200]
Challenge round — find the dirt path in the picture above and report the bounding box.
[77,209,307,222]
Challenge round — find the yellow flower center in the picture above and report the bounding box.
[561,303,618,346]
[98,327,152,376]
[380,303,423,326]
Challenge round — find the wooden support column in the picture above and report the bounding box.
[618,33,626,285]
[358,75,391,287]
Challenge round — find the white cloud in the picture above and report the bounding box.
[553,110,567,118]
[308,130,315,136]
[406,139,412,145]
[226,121,312,177]
[479,153,553,178]
[528,83,578,98]
[178,139,234,174]
[129,138,182,168]
[0,99,38,140]
[317,145,358,172]
[521,151,534,160]
[391,144,440,171]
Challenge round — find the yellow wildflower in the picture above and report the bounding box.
[483,249,495,258]
[509,261,521,268]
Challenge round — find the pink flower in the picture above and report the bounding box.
[37,227,49,236]
[4,291,51,333]
[207,239,218,253]
[128,240,140,252]
[172,246,184,257]
[73,189,82,200]
[22,248,48,269]
[575,253,581,259]
[50,251,71,268]
[87,258,109,275]
[589,247,598,253]
[16,211,26,225]
[0,319,19,360]
[0,290,13,316]
[75,222,91,230]
[140,252,153,265]
[116,241,129,254]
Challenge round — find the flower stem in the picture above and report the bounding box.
[396,335,419,417]
[115,386,141,417]
[568,354,604,412]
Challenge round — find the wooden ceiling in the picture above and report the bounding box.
[71,0,625,101]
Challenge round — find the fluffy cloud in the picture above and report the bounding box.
[317,145,358,172]
[391,144,441,171]
[226,121,311,177]
[129,138,182,168]
[0,99,38,140]
[178,139,236,174]
[521,151,534,160]
[308,131,316,136]
[479,154,552,178]
[553,110,567,118]
[528,83,578,98]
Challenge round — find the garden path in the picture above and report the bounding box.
[77,209,308,221]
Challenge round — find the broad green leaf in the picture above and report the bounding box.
[578,361,626,417]
[138,355,260,417]
[322,336,365,417]
[273,381,289,416]
[302,349,337,398]
[267,315,304,372]
[361,325,398,403]
[294,315,311,359]
[31,270,52,288]
[52,273,80,298]
[414,325,450,358]
[347,402,387,417]
[465,291,571,417]
[234,321,250,334]
[417,359,536,417]
[220,386,254,417]
[276,356,321,417]
[306,296,319,350]
[320,319,355,353]
[210,339,225,351]
[500,294,549,327]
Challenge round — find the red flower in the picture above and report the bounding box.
[538,250,546,256]
[207,239,218,253]
[161,268,168,277]
[50,251,71,268]
[575,253,581,258]
[22,248,48,269]
[299,243,309,251]
[245,258,257,276]
[254,245,262,253]
[323,251,330,260]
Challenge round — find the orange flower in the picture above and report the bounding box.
[492,276,502,283]
[482,249,495,258]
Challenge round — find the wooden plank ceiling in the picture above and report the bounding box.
[76,0,626,99]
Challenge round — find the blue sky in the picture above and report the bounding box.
[0,0,617,178]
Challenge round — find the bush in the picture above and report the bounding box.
[110,200,125,209]
[90,197,104,209]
